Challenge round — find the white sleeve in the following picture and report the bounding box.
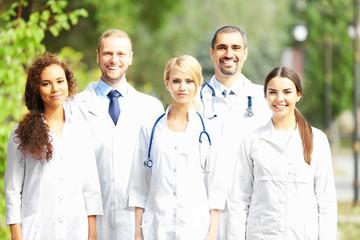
[4,128,25,225]
[207,141,228,211]
[80,124,103,216]
[227,137,254,240]
[313,131,337,239]
[128,124,151,209]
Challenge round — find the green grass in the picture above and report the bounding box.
[338,202,360,240]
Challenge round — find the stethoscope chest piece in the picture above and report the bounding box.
[144,158,153,168]
[244,96,254,117]
[245,107,254,117]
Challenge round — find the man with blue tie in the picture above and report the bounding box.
[68,29,164,240]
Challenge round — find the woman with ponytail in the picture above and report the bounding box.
[5,52,103,239]
[227,67,337,239]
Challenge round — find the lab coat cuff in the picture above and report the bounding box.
[209,192,228,211]
[5,207,21,226]
[128,195,146,209]
[85,198,104,216]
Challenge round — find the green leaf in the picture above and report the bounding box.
[54,13,68,24]
[76,8,89,18]
[29,12,40,24]
[69,13,79,25]
[40,10,51,21]
[49,25,60,37]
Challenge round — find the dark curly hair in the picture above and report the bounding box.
[14,52,77,161]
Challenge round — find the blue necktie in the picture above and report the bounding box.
[108,90,121,125]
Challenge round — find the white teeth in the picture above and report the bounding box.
[109,66,119,70]
[275,105,286,109]
[223,60,234,64]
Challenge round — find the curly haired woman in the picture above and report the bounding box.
[5,52,103,240]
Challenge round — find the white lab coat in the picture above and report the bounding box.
[228,120,337,240]
[199,74,271,142]
[66,81,164,240]
[5,110,103,240]
[199,74,272,239]
[128,106,226,240]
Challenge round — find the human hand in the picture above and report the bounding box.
[204,231,217,240]
[135,228,144,240]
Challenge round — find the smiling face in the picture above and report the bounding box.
[265,76,302,122]
[210,31,248,79]
[97,37,133,87]
[39,64,69,111]
[165,68,196,106]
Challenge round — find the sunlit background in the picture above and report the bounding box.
[1,0,359,239]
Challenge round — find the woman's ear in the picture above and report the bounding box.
[165,79,170,91]
[297,93,302,102]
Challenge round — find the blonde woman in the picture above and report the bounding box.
[129,55,224,240]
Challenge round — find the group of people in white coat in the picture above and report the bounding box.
[4,25,337,240]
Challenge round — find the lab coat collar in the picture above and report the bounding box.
[209,74,260,98]
[259,120,302,149]
[97,77,129,99]
[75,82,103,117]
[164,104,199,133]
[76,81,137,117]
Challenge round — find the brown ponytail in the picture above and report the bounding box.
[295,108,313,164]
[264,67,314,165]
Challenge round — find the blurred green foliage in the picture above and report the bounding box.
[295,0,355,129]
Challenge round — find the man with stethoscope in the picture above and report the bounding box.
[199,25,272,240]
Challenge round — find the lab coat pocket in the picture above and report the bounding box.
[141,212,154,239]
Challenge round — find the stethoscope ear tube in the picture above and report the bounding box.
[145,112,212,172]
[145,113,165,169]
[200,81,255,119]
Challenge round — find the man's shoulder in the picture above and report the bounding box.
[75,82,98,101]
[128,85,162,105]
[242,75,264,97]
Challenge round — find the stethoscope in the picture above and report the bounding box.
[200,81,254,119]
[143,112,212,173]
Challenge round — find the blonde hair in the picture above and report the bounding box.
[97,29,132,53]
[164,55,203,94]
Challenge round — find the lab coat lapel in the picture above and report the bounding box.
[116,83,141,128]
[77,83,114,126]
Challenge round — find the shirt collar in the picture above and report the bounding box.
[212,74,245,96]
[96,77,129,98]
